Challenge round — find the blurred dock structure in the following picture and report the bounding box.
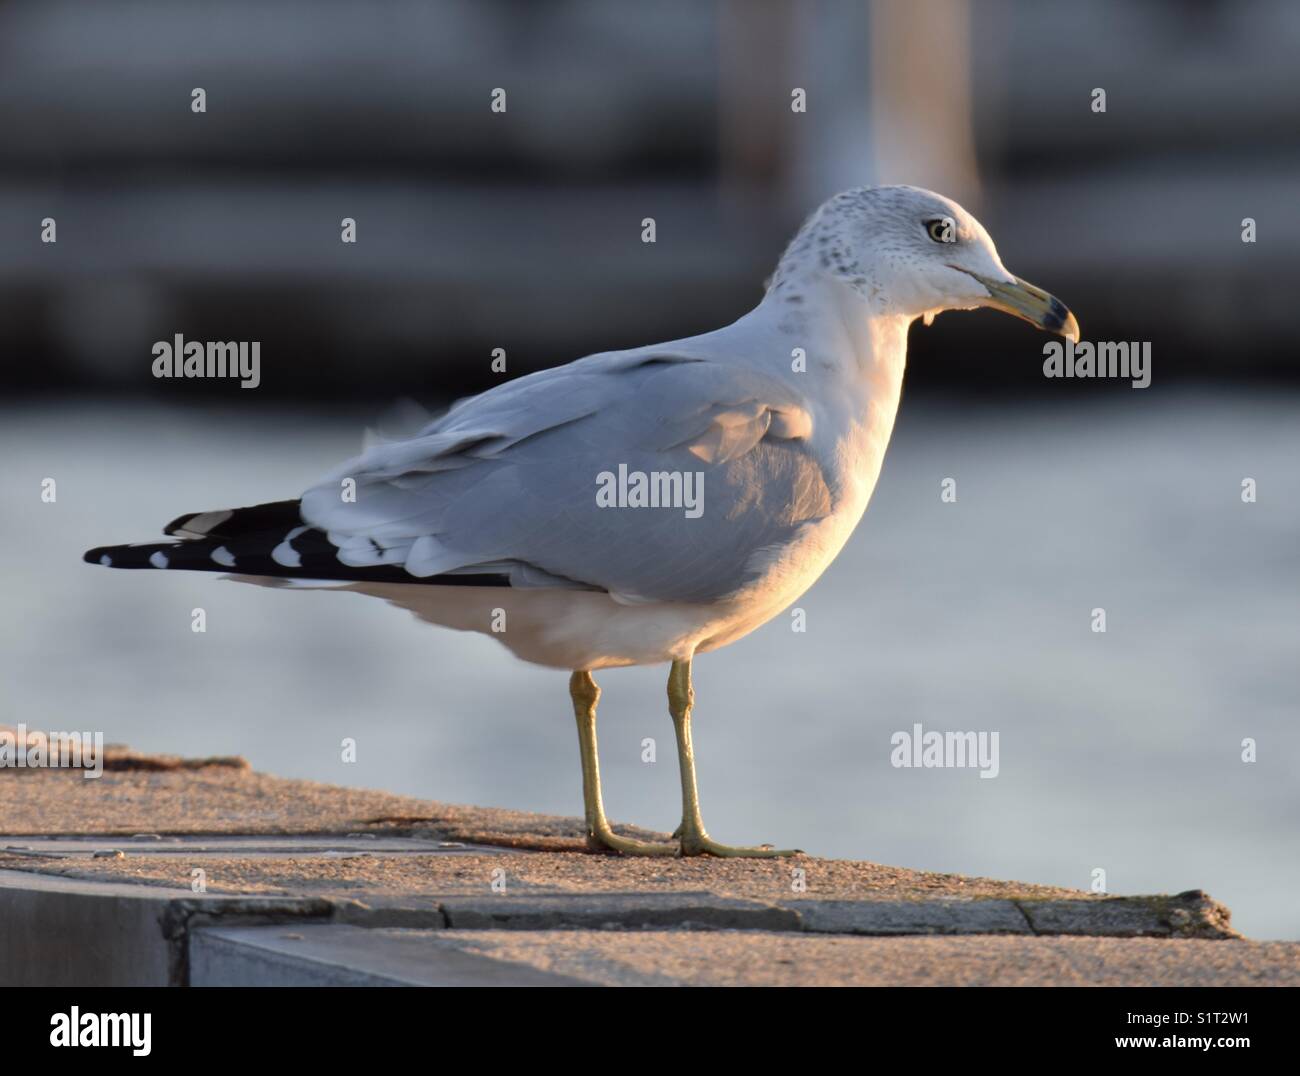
[1,0,1297,397]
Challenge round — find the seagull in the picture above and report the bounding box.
[85,185,1077,857]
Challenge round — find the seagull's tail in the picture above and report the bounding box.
[82,498,507,587]
[83,499,330,577]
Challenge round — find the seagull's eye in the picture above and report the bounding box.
[925,217,956,244]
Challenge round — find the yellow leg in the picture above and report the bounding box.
[570,671,677,856]
[668,658,802,858]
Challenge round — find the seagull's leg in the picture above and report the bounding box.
[569,670,677,856]
[668,658,801,858]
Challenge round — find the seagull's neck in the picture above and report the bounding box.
[740,269,913,393]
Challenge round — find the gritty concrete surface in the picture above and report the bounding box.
[0,833,1238,939]
[0,748,1287,985]
[421,931,1300,987]
[183,921,1300,988]
[1,839,1084,902]
[0,755,1125,905]
[0,835,510,859]
[0,743,666,850]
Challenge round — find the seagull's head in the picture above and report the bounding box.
[775,184,1079,341]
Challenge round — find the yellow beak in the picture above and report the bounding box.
[950,266,1080,341]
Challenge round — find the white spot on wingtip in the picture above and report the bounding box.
[149,551,169,569]
[176,509,233,538]
[271,526,309,568]
[211,545,236,567]
[99,555,112,566]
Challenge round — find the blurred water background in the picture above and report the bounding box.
[1,1,1297,937]
[4,393,1298,938]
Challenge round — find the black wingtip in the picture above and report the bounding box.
[162,513,194,537]
[82,543,180,568]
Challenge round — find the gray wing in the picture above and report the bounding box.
[300,348,831,603]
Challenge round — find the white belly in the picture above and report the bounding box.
[307,424,885,671]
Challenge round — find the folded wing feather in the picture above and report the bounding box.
[299,348,832,603]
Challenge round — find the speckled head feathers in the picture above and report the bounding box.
[767,185,1010,319]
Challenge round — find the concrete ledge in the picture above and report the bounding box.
[190,924,1300,988]
[0,863,1243,987]
[793,898,1032,936]
[0,869,333,987]
[420,930,1300,987]
[1016,892,1236,940]
[191,925,588,987]
[791,891,1234,939]
[437,891,801,932]
[0,751,1273,986]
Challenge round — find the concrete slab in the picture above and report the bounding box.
[2,846,1237,939]
[0,748,667,850]
[1017,892,1236,940]
[191,925,588,987]
[792,898,1032,935]
[0,869,332,986]
[789,890,1235,939]
[0,843,1101,903]
[423,930,1300,987]
[0,748,1267,986]
[437,891,801,932]
[2,835,507,858]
